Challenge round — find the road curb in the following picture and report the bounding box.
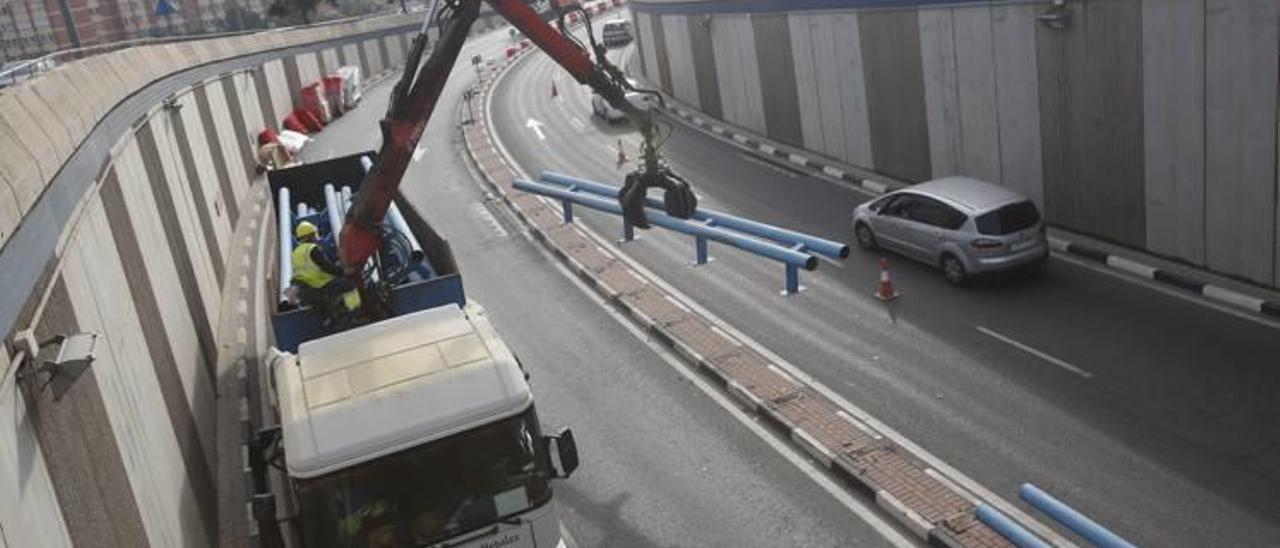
[663,101,1280,322]
[458,20,1025,548]
[1049,237,1280,319]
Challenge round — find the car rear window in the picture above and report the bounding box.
[975,201,1040,235]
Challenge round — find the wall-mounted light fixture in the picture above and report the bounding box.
[1038,0,1071,30]
[12,329,98,400]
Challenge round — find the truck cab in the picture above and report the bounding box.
[253,153,578,548]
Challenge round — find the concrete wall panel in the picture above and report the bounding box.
[226,71,266,180]
[0,90,61,188]
[200,81,248,214]
[752,14,802,146]
[1036,0,1145,246]
[1204,0,1278,283]
[991,3,1044,206]
[296,49,322,86]
[110,139,211,411]
[919,8,961,178]
[321,47,341,74]
[952,7,1000,183]
[341,43,360,70]
[23,278,149,548]
[61,200,211,548]
[144,116,222,334]
[789,14,825,154]
[176,91,233,267]
[661,14,700,108]
[650,12,673,94]
[1143,0,1205,263]
[711,14,766,134]
[383,35,404,70]
[262,59,293,127]
[363,38,385,77]
[282,55,304,106]
[0,351,74,548]
[860,9,930,182]
[636,12,660,87]
[686,13,722,119]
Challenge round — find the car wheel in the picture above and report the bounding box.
[941,254,967,286]
[854,222,877,250]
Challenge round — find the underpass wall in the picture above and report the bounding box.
[630,0,1280,288]
[0,16,418,547]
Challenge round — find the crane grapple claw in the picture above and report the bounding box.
[620,166,697,229]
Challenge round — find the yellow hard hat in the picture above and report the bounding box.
[295,221,318,240]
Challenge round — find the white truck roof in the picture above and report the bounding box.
[274,304,532,478]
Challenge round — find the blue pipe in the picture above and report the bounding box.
[1020,484,1136,548]
[976,505,1051,548]
[540,171,849,260]
[514,179,818,270]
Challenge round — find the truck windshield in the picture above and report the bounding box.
[296,407,552,547]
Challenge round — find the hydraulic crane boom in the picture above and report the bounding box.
[340,0,696,277]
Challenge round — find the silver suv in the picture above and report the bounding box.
[852,177,1048,285]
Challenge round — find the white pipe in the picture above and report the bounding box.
[295,202,308,218]
[386,202,424,262]
[323,184,343,252]
[277,186,293,305]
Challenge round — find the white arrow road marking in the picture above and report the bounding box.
[526,117,546,140]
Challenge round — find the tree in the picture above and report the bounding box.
[267,0,332,24]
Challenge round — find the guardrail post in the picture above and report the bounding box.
[694,235,708,265]
[622,220,634,242]
[784,264,798,295]
[562,200,573,223]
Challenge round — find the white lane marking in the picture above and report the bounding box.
[1105,255,1156,279]
[412,145,427,162]
[1053,253,1280,331]
[525,117,546,140]
[471,202,509,238]
[568,117,585,132]
[977,326,1092,379]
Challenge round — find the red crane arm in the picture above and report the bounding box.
[340,0,694,276]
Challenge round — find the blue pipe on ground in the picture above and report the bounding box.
[1020,484,1136,548]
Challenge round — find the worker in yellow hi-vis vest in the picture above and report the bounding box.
[291,221,360,320]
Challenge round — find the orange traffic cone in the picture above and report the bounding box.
[551,81,558,98]
[875,257,900,301]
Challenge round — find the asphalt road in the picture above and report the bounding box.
[298,27,907,547]
[489,34,1280,547]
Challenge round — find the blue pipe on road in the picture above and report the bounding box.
[1020,484,1136,548]
[976,505,1051,548]
[539,171,850,260]
[514,179,818,271]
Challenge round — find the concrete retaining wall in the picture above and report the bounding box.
[630,0,1280,288]
[0,16,417,547]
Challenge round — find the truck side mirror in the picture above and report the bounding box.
[545,428,579,478]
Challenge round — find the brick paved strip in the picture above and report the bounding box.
[460,41,1020,548]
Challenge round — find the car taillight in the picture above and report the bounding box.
[971,238,1003,249]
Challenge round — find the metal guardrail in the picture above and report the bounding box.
[0,7,405,87]
[1020,484,1137,548]
[513,175,837,295]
